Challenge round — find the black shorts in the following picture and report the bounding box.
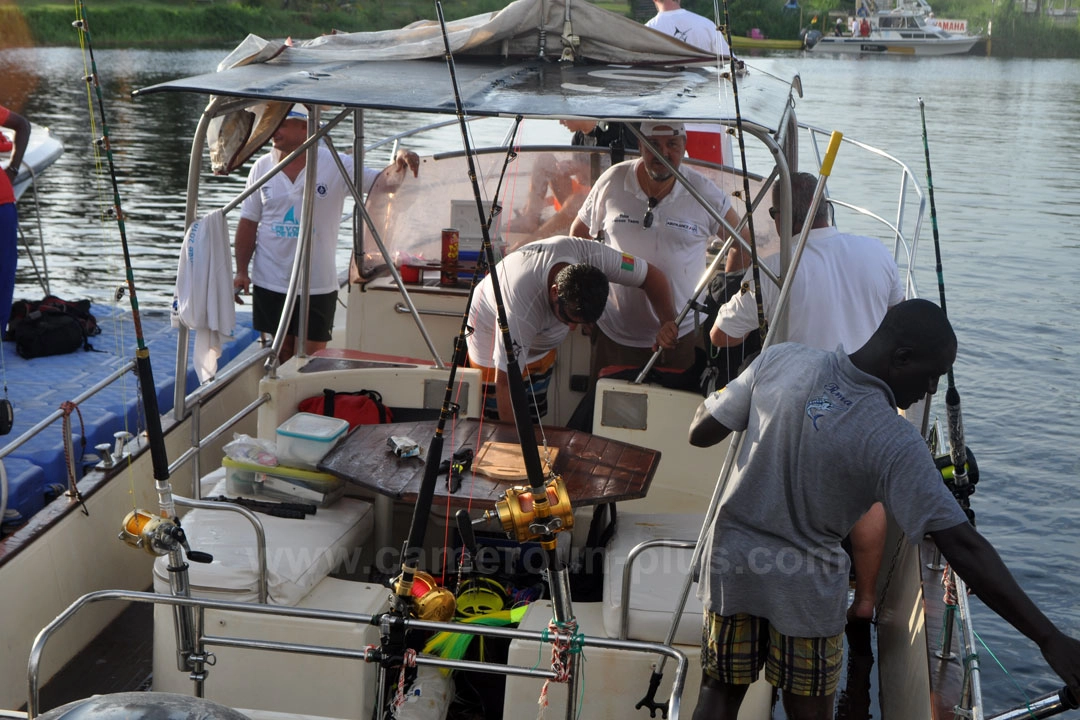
[251,286,337,342]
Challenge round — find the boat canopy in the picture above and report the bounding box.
[137,0,795,168]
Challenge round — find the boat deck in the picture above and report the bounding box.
[0,303,259,534]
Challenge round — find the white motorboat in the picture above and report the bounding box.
[807,0,982,55]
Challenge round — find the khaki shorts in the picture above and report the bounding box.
[701,611,843,697]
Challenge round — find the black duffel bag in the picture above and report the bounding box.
[7,296,99,359]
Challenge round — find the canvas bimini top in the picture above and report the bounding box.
[136,0,797,141]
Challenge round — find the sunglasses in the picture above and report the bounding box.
[643,196,660,229]
[768,207,778,219]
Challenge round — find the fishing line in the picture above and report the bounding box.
[74,1,172,505]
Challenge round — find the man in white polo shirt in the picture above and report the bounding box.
[233,104,419,363]
[467,235,678,422]
[570,121,747,386]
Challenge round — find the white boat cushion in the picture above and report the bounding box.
[602,512,705,645]
[154,469,373,606]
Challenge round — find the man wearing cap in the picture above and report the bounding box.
[467,235,678,422]
[233,104,419,363]
[569,121,747,384]
[1,105,30,338]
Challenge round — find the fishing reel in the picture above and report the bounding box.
[487,474,574,544]
[935,447,980,524]
[118,509,212,563]
[390,568,456,622]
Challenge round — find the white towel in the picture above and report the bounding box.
[173,209,236,382]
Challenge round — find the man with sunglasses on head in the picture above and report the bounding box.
[710,170,905,623]
[466,235,678,423]
[570,122,748,387]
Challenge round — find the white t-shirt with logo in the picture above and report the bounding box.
[714,226,905,352]
[467,236,650,371]
[240,145,377,294]
[577,159,732,347]
[646,8,732,57]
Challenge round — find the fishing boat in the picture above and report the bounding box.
[805,0,981,55]
[2,1,1074,719]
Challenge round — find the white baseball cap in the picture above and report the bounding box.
[640,121,686,137]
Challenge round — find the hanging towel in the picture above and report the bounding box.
[173,209,235,382]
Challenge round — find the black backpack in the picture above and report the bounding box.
[698,272,763,395]
[7,295,101,359]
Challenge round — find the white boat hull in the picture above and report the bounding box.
[807,34,980,55]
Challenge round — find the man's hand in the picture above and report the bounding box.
[1040,629,1080,695]
[234,271,251,296]
[652,320,679,351]
[395,149,420,178]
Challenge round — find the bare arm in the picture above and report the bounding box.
[688,399,733,447]
[639,262,678,351]
[234,217,258,294]
[932,521,1080,689]
[723,207,752,273]
[3,110,30,184]
[710,324,746,348]
[569,217,592,239]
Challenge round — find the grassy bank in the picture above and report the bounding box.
[2,0,1078,56]
[0,0,508,49]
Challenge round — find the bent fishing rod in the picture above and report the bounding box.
[74,1,171,510]
[918,98,972,518]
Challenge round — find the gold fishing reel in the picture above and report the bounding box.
[392,569,457,622]
[119,509,214,563]
[490,474,574,544]
[119,509,173,556]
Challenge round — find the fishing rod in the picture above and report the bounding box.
[715,0,768,346]
[634,134,844,718]
[389,112,523,608]
[74,1,171,509]
[918,97,972,518]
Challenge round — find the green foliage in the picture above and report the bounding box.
[5,0,1080,55]
[988,6,1080,57]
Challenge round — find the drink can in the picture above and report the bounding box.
[441,228,459,286]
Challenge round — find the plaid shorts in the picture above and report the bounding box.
[701,611,843,697]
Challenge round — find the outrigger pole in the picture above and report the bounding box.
[74,2,171,511]
[917,98,972,518]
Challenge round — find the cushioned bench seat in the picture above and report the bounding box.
[603,512,705,645]
[153,469,374,605]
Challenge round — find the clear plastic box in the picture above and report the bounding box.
[222,457,345,507]
[276,412,350,469]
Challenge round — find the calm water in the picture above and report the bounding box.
[2,46,1078,712]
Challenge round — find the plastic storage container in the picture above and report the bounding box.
[276,412,350,469]
[222,457,345,507]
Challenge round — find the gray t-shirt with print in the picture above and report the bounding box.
[700,344,968,637]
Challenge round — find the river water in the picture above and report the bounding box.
[2,45,1078,713]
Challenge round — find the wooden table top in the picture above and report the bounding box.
[319,419,659,511]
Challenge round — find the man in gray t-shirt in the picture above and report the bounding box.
[687,299,1080,719]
